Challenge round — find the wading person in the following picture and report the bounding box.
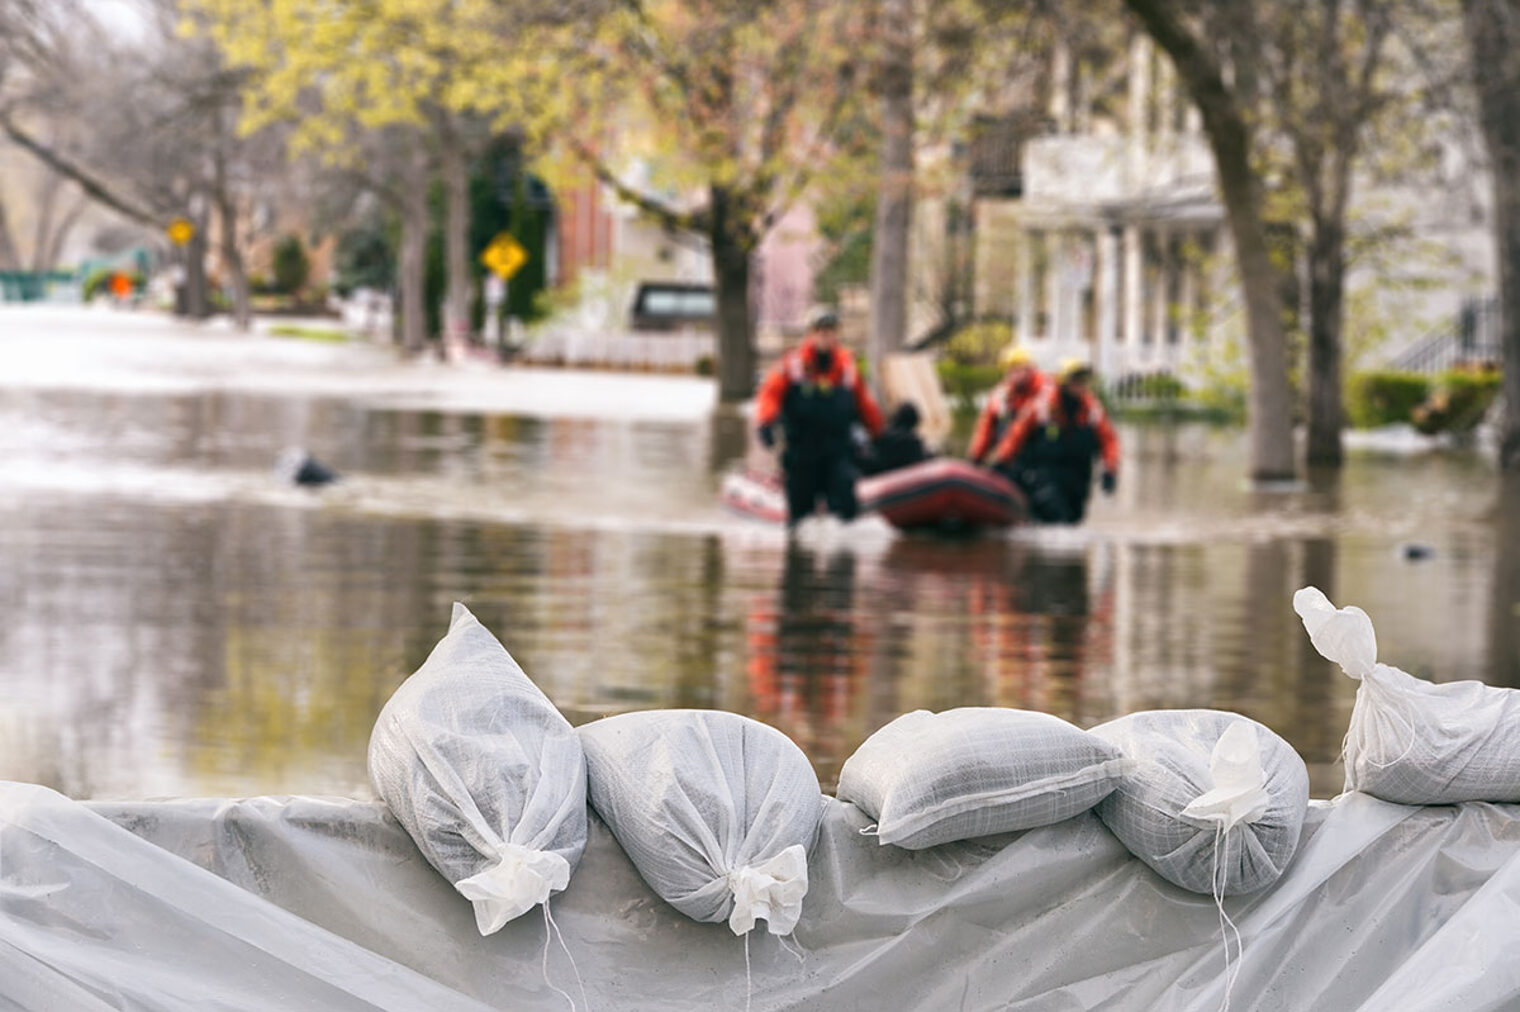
[967,344,1050,466]
[754,310,883,526]
[987,358,1119,524]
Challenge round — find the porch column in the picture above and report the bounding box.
[1017,228,1035,344]
[1122,223,1143,353]
[1097,225,1120,379]
[1045,230,1065,343]
[1178,231,1197,352]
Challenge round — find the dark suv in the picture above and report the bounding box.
[629,282,716,331]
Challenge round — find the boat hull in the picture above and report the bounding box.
[720,458,1026,532]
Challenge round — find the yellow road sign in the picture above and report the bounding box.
[166,217,195,246]
[480,233,528,280]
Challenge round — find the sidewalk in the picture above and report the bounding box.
[0,304,719,423]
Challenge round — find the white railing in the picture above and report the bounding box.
[517,328,716,371]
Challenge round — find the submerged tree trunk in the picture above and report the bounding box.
[1462,0,1520,471]
[184,225,210,319]
[867,0,915,398]
[215,189,250,331]
[213,117,250,332]
[0,201,23,270]
[710,184,757,403]
[1306,220,1346,466]
[398,153,430,355]
[1126,0,1296,481]
[441,128,473,346]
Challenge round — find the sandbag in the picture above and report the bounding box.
[579,709,820,935]
[1090,709,1308,895]
[836,707,1130,850]
[1295,585,1520,804]
[368,603,587,935]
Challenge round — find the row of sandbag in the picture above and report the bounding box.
[366,603,1311,939]
[367,588,1520,939]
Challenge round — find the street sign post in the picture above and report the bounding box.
[480,233,528,360]
[480,233,527,280]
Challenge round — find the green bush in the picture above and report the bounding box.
[936,360,1003,411]
[1411,366,1503,434]
[1346,370,1430,428]
[272,234,310,296]
[942,320,1014,367]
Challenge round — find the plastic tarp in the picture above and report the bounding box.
[6,781,1520,1011]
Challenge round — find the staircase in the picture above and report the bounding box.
[1389,296,1503,374]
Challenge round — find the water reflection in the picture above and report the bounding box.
[0,355,1516,802]
[746,544,861,790]
[1492,474,1520,688]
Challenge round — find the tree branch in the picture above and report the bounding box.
[0,114,161,227]
[566,136,708,234]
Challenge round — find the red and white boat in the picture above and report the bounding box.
[720,458,1027,533]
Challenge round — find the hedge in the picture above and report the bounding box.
[1346,371,1430,429]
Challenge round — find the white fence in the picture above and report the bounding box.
[517,328,716,371]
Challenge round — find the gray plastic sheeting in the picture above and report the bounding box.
[4,781,1520,1010]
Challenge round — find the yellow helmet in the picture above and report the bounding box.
[999,344,1034,369]
[1057,357,1093,383]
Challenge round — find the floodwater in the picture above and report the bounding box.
[2,306,1517,800]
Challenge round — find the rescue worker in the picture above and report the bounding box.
[755,309,884,525]
[859,401,931,476]
[967,344,1050,465]
[987,358,1119,523]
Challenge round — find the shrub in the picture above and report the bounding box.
[1411,366,1503,434]
[272,234,310,296]
[942,320,1013,367]
[937,360,1003,412]
[1346,370,1430,428]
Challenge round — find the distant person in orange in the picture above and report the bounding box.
[988,358,1119,523]
[108,271,133,304]
[967,344,1049,465]
[754,309,884,525]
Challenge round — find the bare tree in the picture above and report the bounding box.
[1125,0,1296,481]
[868,0,915,389]
[1460,0,1520,470]
[1259,1,1397,467]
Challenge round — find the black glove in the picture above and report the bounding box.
[1101,470,1117,495]
[757,424,776,449]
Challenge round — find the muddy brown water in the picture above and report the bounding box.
[2,309,1516,800]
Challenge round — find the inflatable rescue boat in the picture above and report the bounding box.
[720,458,1026,533]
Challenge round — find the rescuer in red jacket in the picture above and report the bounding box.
[988,359,1119,523]
[754,310,884,525]
[967,344,1051,465]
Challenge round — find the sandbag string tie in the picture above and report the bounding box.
[539,899,587,1011]
[1209,824,1245,1012]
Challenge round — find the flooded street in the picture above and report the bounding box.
[2,306,1516,800]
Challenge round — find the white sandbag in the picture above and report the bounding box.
[1090,709,1308,895]
[1295,585,1520,804]
[368,603,587,935]
[578,709,821,935]
[835,707,1130,850]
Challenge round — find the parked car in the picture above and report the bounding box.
[629,281,715,332]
